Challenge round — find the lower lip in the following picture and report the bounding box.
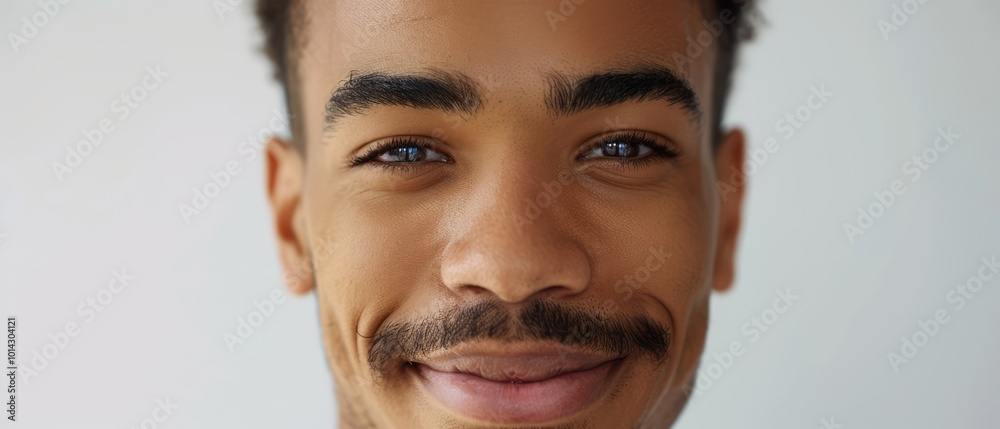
[413,359,621,424]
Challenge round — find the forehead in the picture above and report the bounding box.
[297,0,713,81]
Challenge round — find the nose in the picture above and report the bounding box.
[440,174,592,303]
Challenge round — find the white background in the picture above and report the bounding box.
[1,0,998,428]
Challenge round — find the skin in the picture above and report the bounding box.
[264,0,746,427]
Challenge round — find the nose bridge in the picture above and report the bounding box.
[440,163,591,303]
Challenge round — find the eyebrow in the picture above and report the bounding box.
[546,65,702,123]
[325,70,483,126]
[324,64,701,127]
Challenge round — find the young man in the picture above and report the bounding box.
[256,0,755,427]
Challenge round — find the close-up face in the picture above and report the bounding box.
[264,0,747,427]
[11,1,1000,428]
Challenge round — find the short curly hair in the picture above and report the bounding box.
[256,0,755,152]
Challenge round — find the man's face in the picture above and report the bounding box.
[265,0,746,427]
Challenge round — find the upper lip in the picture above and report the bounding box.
[411,341,621,382]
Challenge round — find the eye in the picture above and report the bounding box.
[349,137,452,168]
[375,145,447,163]
[578,130,679,164]
[589,141,652,158]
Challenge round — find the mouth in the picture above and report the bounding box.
[409,342,624,424]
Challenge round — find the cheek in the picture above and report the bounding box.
[581,177,714,312]
[307,172,449,336]
[307,184,452,415]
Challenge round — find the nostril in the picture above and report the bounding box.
[461,282,585,304]
[452,284,496,298]
[530,284,586,301]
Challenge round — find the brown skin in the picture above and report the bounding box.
[265,0,745,427]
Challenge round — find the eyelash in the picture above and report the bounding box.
[348,137,450,171]
[577,130,680,169]
[348,131,679,171]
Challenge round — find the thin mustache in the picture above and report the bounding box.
[367,300,671,377]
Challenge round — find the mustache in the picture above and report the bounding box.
[367,300,671,377]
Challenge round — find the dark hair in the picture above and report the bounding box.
[256,0,755,151]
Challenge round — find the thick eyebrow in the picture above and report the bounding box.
[324,65,700,128]
[325,70,483,127]
[546,64,702,124]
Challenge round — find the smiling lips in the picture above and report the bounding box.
[411,342,623,425]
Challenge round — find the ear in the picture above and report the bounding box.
[265,136,314,295]
[711,128,746,293]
